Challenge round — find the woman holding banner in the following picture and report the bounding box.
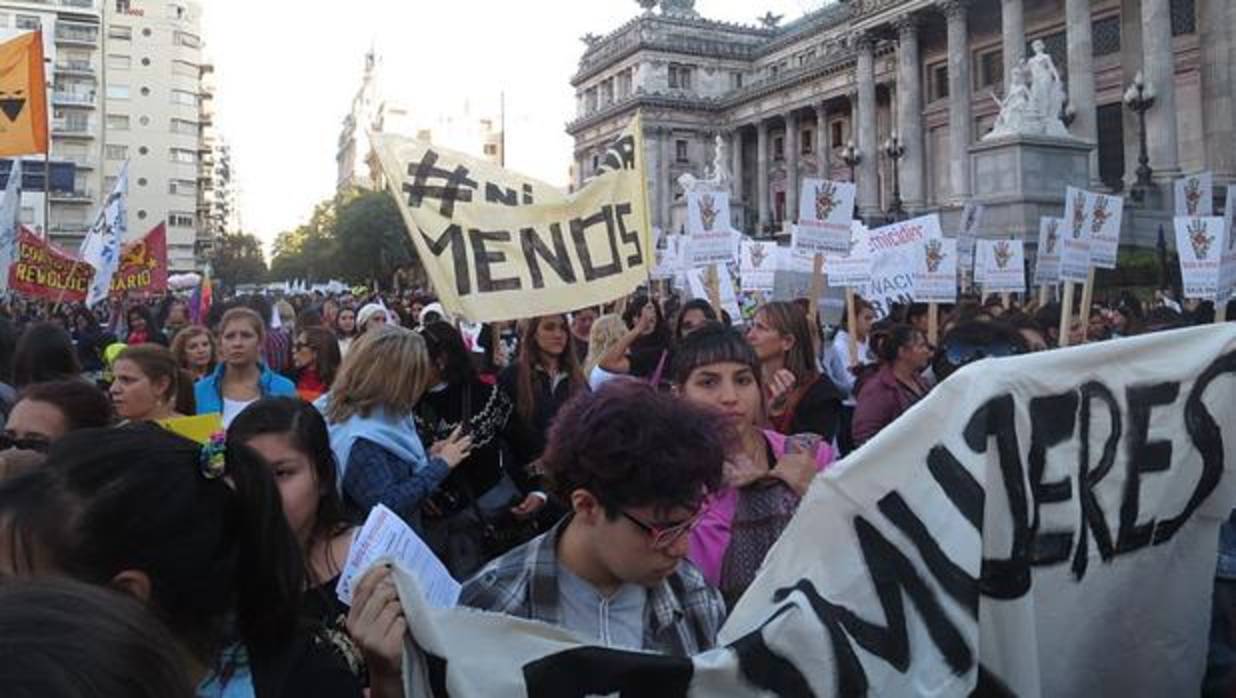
[852,324,932,446]
[746,302,845,443]
[674,324,832,608]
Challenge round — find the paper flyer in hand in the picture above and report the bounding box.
[337,504,460,609]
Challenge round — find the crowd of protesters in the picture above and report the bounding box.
[0,281,1233,697]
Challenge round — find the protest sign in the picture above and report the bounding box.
[1060,186,1092,283]
[976,238,1026,294]
[685,190,735,267]
[823,222,872,289]
[374,117,652,322]
[1086,191,1123,269]
[1220,218,1236,305]
[338,504,459,609]
[687,263,741,321]
[8,226,93,301]
[1225,185,1235,241]
[794,178,855,254]
[739,239,776,292]
[862,215,942,316]
[1176,172,1214,217]
[772,245,813,301]
[110,222,168,296]
[957,202,984,277]
[912,237,957,303]
[1034,217,1063,286]
[652,234,682,281]
[393,323,1236,698]
[1176,216,1226,301]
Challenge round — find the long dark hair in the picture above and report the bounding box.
[671,323,762,391]
[872,323,923,364]
[228,398,352,586]
[299,326,342,386]
[515,315,585,423]
[418,320,477,386]
[0,423,305,663]
[674,298,718,342]
[754,302,819,383]
[0,578,194,698]
[13,322,81,388]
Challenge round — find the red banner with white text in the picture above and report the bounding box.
[8,226,92,301]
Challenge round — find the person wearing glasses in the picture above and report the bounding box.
[673,324,831,609]
[292,327,342,403]
[459,379,728,656]
[1,380,113,478]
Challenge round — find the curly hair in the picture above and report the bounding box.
[539,380,730,517]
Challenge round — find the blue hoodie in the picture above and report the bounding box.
[194,362,297,416]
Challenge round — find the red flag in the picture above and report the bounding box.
[110,222,168,296]
[8,226,92,301]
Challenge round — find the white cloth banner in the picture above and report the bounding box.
[1060,186,1092,283]
[686,191,734,267]
[739,240,777,292]
[912,237,958,303]
[1033,217,1063,286]
[977,239,1027,294]
[80,160,128,307]
[1086,191,1124,270]
[1176,216,1227,301]
[395,324,1236,698]
[795,178,856,254]
[1176,172,1214,217]
[0,160,21,294]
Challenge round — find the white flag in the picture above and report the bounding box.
[0,160,22,294]
[80,161,128,306]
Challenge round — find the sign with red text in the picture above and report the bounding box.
[794,178,855,254]
[1176,172,1214,217]
[1034,217,1063,285]
[912,236,957,303]
[686,190,735,267]
[1060,186,1092,282]
[977,238,1026,294]
[1086,191,1123,269]
[861,215,943,316]
[1176,216,1226,300]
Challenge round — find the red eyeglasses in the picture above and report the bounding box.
[620,509,704,550]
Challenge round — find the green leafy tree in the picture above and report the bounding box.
[210,231,268,289]
[269,199,340,282]
[332,189,417,285]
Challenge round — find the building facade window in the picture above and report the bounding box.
[773,136,784,161]
[585,87,597,113]
[668,63,693,90]
[169,212,194,227]
[801,129,813,155]
[1096,103,1125,190]
[732,71,743,89]
[172,60,198,77]
[976,49,1003,90]
[170,118,197,135]
[107,84,130,100]
[675,139,688,163]
[600,78,613,106]
[930,63,949,101]
[108,25,132,40]
[1092,16,1121,57]
[617,70,631,99]
[106,114,130,131]
[15,15,39,30]
[1170,0,1196,35]
[105,145,128,160]
[170,89,198,107]
[169,179,195,196]
[107,54,132,70]
[173,31,200,48]
[831,122,844,147]
[169,148,196,164]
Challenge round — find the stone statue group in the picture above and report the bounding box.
[986,39,1072,140]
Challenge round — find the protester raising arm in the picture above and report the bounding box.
[598,300,656,374]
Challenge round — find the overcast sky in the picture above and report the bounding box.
[202,0,829,248]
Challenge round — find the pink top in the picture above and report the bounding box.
[688,430,835,587]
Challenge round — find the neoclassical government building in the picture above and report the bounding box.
[567,0,1230,243]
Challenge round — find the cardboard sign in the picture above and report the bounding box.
[1060,186,1092,282]
[739,239,777,292]
[794,178,856,254]
[1086,191,1124,270]
[912,237,957,303]
[1176,172,1214,217]
[686,190,735,267]
[1176,216,1226,300]
[1034,216,1063,285]
[977,238,1027,294]
[823,222,872,289]
[861,215,943,317]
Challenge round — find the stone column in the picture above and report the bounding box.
[940,0,973,203]
[659,127,672,231]
[817,102,831,178]
[785,111,800,224]
[1001,0,1025,87]
[1066,0,1099,181]
[1199,0,1235,178]
[854,33,880,219]
[895,14,926,211]
[730,128,744,203]
[757,119,770,232]
[1142,0,1181,178]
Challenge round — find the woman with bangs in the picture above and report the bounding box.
[674,324,835,608]
[319,326,473,525]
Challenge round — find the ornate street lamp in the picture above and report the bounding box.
[883,132,905,222]
[841,139,861,183]
[1123,70,1156,202]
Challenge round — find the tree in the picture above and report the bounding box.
[269,199,340,282]
[211,231,268,289]
[332,189,417,285]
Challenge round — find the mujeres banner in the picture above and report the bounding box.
[374,118,653,322]
[392,323,1236,697]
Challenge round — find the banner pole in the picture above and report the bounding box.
[705,264,722,317]
[1059,282,1075,347]
[927,302,939,347]
[1001,292,1011,310]
[1038,284,1049,307]
[1079,267,1096,341]
[845,286,858,365]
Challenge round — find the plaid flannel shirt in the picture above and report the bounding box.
[458,516,726,657]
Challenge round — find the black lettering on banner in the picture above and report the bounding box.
[425,653,450,698]
[403,150,477,218]
[468,229,521,293]
[1156,349,1236,543]
[570,206,622,282]
[521,646,692,698]
[614,202,644,267]
[1073,381,1121,579]
[878,492,980,618]
[520,224,576,289]
[729,605,813,697]
[963,395,1032,600]
[485,183,519,206]
[1116,382,1180,553]
[925,445,984,531]
[421,224,471,296]
[1026,393,1078,566]
[597,134,636,174]
[523,183,534,205]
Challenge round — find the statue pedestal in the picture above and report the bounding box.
[969,134,1094,243]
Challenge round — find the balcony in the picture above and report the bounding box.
[54,25,99,46]
[51,118,94,136]
[59,0,97,9]
[49,222,90,234]
[52,90,96,108]
[54,60,95,77]
[50,189,93,203]
[60,155,96,170]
